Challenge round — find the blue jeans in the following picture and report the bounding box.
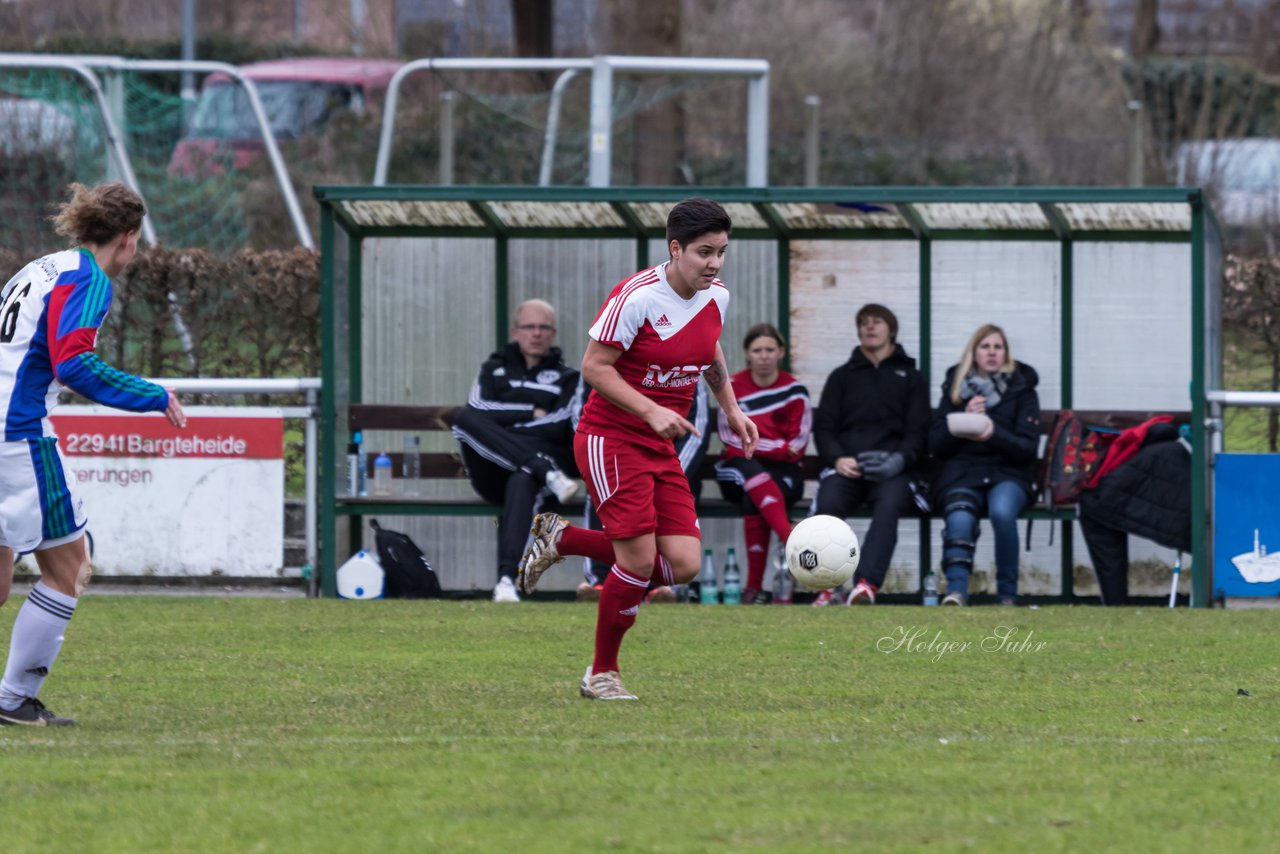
[941,481,1028,599]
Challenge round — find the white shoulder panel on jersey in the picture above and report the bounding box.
[588,265,661,349]
[1,250,81,302]
[589,263,730,347]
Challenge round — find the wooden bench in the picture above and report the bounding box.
[341,404,1182,511]
[337,403,1188,597]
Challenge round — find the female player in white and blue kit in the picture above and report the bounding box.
[0,183,185,726]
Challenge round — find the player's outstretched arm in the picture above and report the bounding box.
[581,340,696,440]
[706,343,758,458]
[46,270,170,416]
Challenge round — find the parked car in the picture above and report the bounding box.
[0,97,81,160]
[1175,138,1280,226]
[168,57,403,177]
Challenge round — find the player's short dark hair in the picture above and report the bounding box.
[666,197,732,248]
[743,322,785,351]
[856,303,899,342]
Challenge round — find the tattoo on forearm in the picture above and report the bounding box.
[704,359,726,392]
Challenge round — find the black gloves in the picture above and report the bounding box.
[856,450,906,483]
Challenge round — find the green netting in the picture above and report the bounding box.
[0,67,290,256]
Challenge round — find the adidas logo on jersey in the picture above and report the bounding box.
[654,314,672,328]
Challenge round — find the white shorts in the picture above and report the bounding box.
[0,438,87,554]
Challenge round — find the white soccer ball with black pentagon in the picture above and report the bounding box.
[785,514,860,590]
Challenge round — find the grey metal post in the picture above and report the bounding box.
[351,0,365,56]
[103,70,127,185]
[539,68,581,186]
[1127,100,1144,187]
[439,90,455,185]
[588,56,613,187]
[304,386,319,596]
[804,95,820,187]
[294,0,305,42]
[746,72,769,187]
[181,0,197,103]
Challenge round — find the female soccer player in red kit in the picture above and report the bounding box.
[519,197,757,700]
[714,324,812,603]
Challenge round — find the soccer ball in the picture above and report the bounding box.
[785,515,860,590]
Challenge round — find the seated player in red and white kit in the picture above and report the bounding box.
[518,197,758,700]
[713,323,812,603]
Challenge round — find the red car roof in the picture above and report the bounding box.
[204,57,404,88]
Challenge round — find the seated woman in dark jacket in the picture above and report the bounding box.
[929,324,1041,605]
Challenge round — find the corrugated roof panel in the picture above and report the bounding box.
[915,202,1050,231]
[772,202,905,229]
[722,202,769,229]
[1057,203,1190,231]
[488,200,624,229]
[339,200,483,228]
[626,201,767,230]
[629,202,671,229]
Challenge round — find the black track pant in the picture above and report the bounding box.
[1080,514,1129,606]
[452,408,574,582]
[812,472,913,589]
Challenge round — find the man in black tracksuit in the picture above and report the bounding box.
[811,304,931,604]
[452,299,579,601]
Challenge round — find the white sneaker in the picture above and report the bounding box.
[518,512,568,594]
[493,576,521,603]
[545,469,579,504]
[580,666,637,701]
[845,579,878,606]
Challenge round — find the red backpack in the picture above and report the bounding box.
[1038,411,1120,509]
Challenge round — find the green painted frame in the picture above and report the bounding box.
[315,185,1216,605]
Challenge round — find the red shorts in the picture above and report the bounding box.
[574,431,699,540]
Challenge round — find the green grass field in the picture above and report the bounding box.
[1,597,1276,852]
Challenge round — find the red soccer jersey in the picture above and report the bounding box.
[578,262,729,454]
[719,369,812,464]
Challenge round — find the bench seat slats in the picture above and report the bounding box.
[342,404,1189,516]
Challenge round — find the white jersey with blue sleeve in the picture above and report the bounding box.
[0,248,168,441]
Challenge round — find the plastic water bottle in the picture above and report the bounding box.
[346,440,360,497]
[699,549,719,605]
[772,545,794,605]
[354,431,369,497]
[722,548,742,605]
[373,451,393,496]
[922,571,939,607]
[402,435,421,496]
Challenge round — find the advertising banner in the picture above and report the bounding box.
[1213,453,1280,598]
[47,406,285,578]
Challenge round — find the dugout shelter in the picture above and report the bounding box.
[315,185,1221,605]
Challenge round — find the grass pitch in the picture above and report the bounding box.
[1,596,1276,852]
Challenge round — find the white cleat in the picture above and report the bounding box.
[517,512,569,595]
[580,666,637,701]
